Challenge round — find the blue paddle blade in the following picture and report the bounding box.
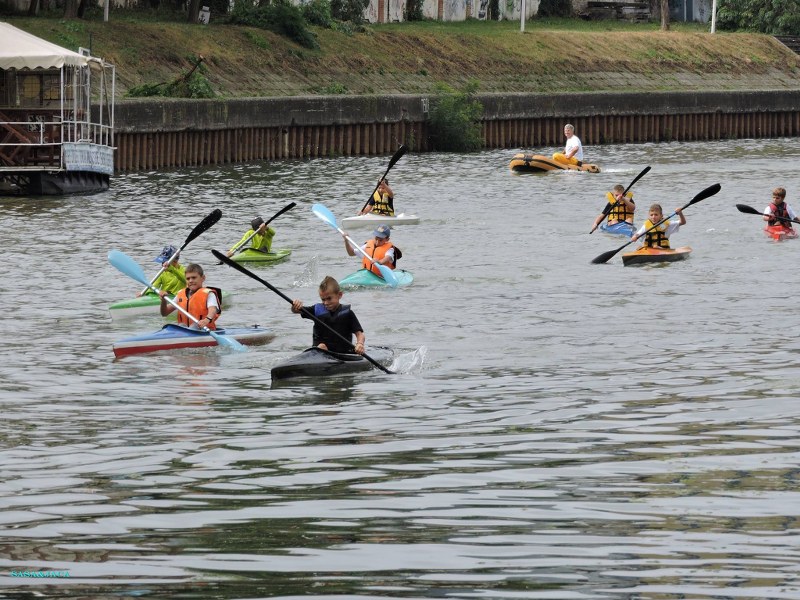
[209,329,247,352]
[376,264,399,287]
[312,203,338,229]
[109,250,150,288]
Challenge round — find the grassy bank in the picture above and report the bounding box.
[5,16,800,98]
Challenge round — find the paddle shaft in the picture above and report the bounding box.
[140,208,222,295]
[227,202,297,258]
[359,145,407,214]
[735,203,800,226]
[590,166,651,234]
[591,183,721,264]
[212,250,394,374]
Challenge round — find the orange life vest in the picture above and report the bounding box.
[362,239,396,276]
[174,287,220,329]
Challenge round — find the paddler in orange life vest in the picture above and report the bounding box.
[590,184,635,233]
[631,203,686,248]
[763,187,800,229]
[343,225,401,278]
[159,263,221,330]
[360,178,395,216]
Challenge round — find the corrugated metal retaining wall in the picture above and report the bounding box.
[113,91,800,172]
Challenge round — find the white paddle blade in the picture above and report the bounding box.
[312,203,339,229]
[377,264,399,287]
[109,250,150,288]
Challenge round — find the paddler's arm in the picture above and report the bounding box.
[354,331,365,355]
[343,233,357,256]
[159,290,175,316]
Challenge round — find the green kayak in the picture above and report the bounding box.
[109,290,233,320]
[339,268,413,289]
[230,248,291,264]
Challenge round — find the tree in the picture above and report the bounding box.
[188,0,201,23]
[660,0,669,30]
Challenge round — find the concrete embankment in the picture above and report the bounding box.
[114,90,800,172]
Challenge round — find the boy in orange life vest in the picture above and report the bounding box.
[159,263,220,330]
[343,225,400,277]
[631,204,686,248]
[291,276,366,355]
[763,187,800,228]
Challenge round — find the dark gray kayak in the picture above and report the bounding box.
[271,347,393,380]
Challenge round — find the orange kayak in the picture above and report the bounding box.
[622,246,692,266]
[764,225,798,241]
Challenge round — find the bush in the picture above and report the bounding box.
[536,0,572,17]
[227,0,319,49]
[302,0,334,27]
[330,0,368,23]
[126,71,215,99]
[405,0,424,21]
[716,0,800,34]
[426,80,484,152]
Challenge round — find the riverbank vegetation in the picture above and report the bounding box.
[3,15,799,98]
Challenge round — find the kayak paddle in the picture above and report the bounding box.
[211,249,394,374]
[312,203,399,288]
[591,183,722,265]
[590,165,651,234]
[110,250,246,352]
[358,145,407,214]
[140,208,222,296]
[224,201,297,261]
[736,203,800,226]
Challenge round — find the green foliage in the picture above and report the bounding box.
[426,80,484,152]
[716,0,800,34]
[126,68,215,99]
[330,0,368,23]
[321,82,348,93]
[226,0,319,49]
[244,29,270,49]
[302,0,334,27]
[404,0,424,21]
[536,0,572,18]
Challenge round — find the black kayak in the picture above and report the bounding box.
[271,347,393,380]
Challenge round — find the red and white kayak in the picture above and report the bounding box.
[622,246,692,266]
[764,225,798,241]
[113,323,274,357]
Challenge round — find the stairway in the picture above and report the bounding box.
[775,36,800,54]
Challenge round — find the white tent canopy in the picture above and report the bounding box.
[0,22,90,70]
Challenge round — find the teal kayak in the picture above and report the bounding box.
[339,268,413,289]
[109,290,233,320]
[230,248,291,264]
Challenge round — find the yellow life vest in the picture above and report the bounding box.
[643,219,670,248]
[371,190,395,216]
[606,191,634,223]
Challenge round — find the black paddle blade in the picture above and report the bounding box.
[736,203,763,216]
[624,166,651,194]
[591,247,623,264]
[387,145,408,170]
[264,202,297,226]
[184,208,222,248]
[686,183,721,207]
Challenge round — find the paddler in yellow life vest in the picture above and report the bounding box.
[226,216,276,257]
[159,263,221,330]
[631,203,686,249]
[591,184,635,233]
[343,224,401,278]
[137,244,186,297]
[360,178,395,216]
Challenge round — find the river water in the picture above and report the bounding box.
[1,138,799,599]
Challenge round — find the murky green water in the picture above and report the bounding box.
[1,138,799,599]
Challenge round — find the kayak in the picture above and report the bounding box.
[510,153,601,174]
[622,246,692,266]
[764,225,798,241]
[109,290,233,320]
[271,346,394,380]
[339,268,413,289]
[230,248,292,263]
[113,323,274,357]
[600,221,636,237]
[340,213,420,227]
